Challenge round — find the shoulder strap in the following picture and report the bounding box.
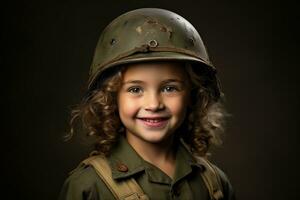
[82,156,149,200]
[195,156,224,200]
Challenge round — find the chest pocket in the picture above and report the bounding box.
[82,155,223,200]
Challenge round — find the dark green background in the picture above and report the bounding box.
[2,0,298,199]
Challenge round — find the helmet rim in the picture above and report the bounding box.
[88,51,215,90]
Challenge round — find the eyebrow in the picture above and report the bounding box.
[123,79,185,85]
[161,79,185,84]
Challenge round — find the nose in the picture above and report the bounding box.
[144,92,164,112]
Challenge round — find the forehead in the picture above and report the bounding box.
[122,62,187,81]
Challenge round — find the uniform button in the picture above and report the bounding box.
[116,163,128,172]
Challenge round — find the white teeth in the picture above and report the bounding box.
[143,119,163,123]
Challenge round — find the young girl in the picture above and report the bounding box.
[59,8,235,200]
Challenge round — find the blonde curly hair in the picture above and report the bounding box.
[68,62,226,156]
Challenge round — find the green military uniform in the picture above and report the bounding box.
[60,8,235,199]
[59,136,235,200]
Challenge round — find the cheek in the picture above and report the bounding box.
[118,95,140,118]
[166,95,188,116]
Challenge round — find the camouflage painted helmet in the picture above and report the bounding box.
[88,8,220,99]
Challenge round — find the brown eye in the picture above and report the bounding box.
[162,86,179,93]
[128,87,143,94]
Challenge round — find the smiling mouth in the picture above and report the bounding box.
[139,118,167,122]
[137,117,170,128]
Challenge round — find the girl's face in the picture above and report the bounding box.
[117,62,190,145]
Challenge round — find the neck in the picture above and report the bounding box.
[126,134,176,166]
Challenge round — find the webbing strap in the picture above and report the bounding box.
[83,156,149,200]
[83,155,223,200]
[196,157,224,200]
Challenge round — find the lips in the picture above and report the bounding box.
[137,117,170,128]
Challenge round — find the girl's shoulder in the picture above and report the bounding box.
[191,154,235,200]
[211,164,236,200]
[67,163,99,185]
[58,162,114,200]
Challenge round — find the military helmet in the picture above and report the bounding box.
[88,8,220,99]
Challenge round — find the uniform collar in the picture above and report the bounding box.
[107,136,204,184]
[172,139,204,183]
[107,135,146,180]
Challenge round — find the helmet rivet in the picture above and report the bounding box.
[188,38,194,46]
[110,38,116,45]
[148,40,158,48]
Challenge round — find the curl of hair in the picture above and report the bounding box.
[68,70,124,156]
[182,63,226,156]
[68,63,227,156]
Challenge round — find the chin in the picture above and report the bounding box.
[138,130,172,144]
[126,125,175,145]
